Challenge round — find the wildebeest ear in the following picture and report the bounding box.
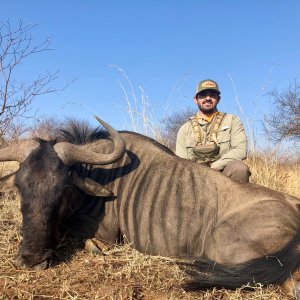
[82,178,114,197]
[71,172,114,197]
[0,172,16,192]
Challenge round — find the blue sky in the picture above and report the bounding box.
[1,1,300,143]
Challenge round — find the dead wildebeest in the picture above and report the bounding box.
[1,116,300,297]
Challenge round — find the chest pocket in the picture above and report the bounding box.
[217,127,231,144]
[216,114,233,145]
[216,126,231,155]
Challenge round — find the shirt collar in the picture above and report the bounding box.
[196,111,219,123]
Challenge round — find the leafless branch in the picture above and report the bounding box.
[161,107,195,150]
[264,79,300,143]
[0,20,61,140]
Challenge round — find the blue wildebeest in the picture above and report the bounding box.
[1,117,300,296]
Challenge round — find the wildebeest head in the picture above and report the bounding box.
[0,117,125,270]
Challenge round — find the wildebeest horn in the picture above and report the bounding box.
[0,140,40,163]
[53,116,125,165]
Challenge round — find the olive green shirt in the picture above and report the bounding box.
[175,112,248,170]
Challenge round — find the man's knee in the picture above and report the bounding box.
[222,160,251,183]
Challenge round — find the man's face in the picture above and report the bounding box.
[194,90,220,114]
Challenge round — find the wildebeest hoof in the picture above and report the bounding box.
[84,238,108,255]
[84,239,105,255]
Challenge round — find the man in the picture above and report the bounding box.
[176,79,251,183]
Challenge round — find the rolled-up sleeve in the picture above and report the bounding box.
[175,124,189,159]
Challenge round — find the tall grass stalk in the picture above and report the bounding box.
[111,65,190,144]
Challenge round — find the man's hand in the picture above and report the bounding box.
[210,163,219,170]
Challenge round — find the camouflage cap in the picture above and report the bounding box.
[195,79,221,95]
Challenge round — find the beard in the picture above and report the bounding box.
[198,101,218,115]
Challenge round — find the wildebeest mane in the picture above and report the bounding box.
[55,120,174,155]
[57,119,109,145]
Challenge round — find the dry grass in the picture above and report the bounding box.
[247,151,300,198]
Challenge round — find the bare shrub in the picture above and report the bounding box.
[264,80,300,144]
[161,107,195,150]
[26,116,63,140]
[0,20,65,141]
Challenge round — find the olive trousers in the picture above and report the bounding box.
[221,160,251,183]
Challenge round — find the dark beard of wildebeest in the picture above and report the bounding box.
[1,118,300,295]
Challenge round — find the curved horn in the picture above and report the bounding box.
[54,116,125,166]
[0,140,40,163]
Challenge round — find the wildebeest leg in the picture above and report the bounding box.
[94,200,121,245]
[85,226,120,255]
[281,267,300,298]
[84,238,111,255]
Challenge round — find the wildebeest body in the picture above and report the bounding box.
[1,120,300,295]
[88,132,300,266]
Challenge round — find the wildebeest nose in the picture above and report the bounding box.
[14,253,50,270]
[13,254,27,269]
